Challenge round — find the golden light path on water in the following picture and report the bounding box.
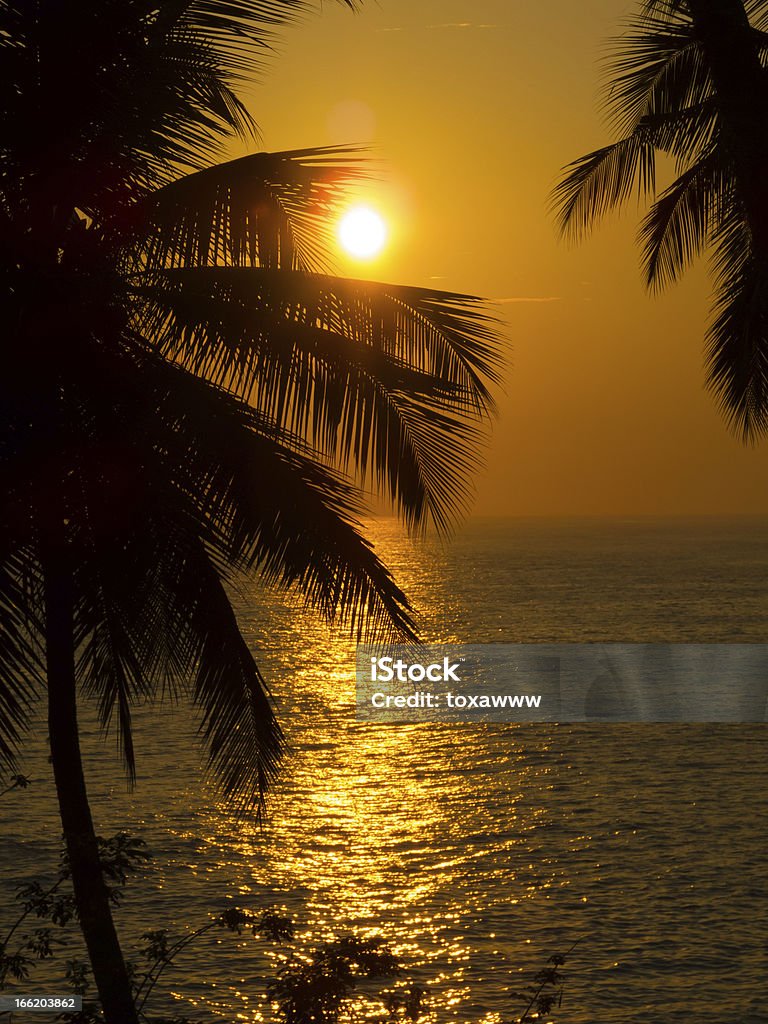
[175,520,564,1022]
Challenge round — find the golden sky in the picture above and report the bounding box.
[241,0,768,516]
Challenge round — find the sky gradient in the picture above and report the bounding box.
[239,0,768,516]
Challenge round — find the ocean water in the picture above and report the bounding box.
[1,517,767,1023]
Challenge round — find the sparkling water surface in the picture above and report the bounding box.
[2,518,767,1023]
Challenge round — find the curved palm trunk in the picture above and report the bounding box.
[44,558,139,1024]
[687,0,768,258]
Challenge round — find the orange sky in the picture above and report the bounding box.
[240,0,768,516]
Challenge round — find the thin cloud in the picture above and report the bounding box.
[492,296,561,304]
[426,22,499,29]
[377,23,500,32]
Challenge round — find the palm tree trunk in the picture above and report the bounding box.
[687,0,768,258]
[44,557,140,1024]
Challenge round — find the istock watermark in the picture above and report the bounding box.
[369,655,462,683]
[355,644,768,723]
[357,645,560,723]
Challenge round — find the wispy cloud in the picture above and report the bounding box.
[491,296,560,304]
[377,23,500,33]
[426,22,499,29]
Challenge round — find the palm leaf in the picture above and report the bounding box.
[75,495,284,815]
[642,0,768,28]
[170,1,362,81]
[132,268,501,531]
[76,556,154,783]
[604,12,710,138]
[552,132,657,238]
[705,263,768,440]
[67,335,419,641]
[1,5,368,220]
[0,8,257,219]
[638,145,731,288]
[136,148,369,271]
[166,527,284,816]
[135,354,419,639]
[0,551,45,771]
[704,199,768,439]
[639,1,690,18]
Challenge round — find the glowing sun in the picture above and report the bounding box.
[338,206,387,259]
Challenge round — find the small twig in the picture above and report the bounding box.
[135,921,217,1013]
[516,940,578,1023]
[0,777,32,799]
[2,878,65,950]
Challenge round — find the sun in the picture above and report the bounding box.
[338,206,387,259]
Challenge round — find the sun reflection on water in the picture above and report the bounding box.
[196,522,564,1020]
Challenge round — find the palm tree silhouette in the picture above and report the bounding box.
[0,2,501,1021]
[553,0,768,439]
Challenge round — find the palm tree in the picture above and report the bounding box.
[552,0,768,438]
[0,2,501,1021]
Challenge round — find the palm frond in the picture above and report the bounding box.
[2,5,370,222]
[75,495,284,815]
[552,132,656,239]
[749,1,768,32]
[638,146,730,289]
[641,0,768,31]
[67,333,418,643]
[170,529,284,817]
[59,400,282,805]
[604,12,710,139]
[137,148,369,271]
[639,1,689,19]
[76,567,153,784]
[132,268,501,531]
[170,1,362,81]
[704,198,768,439]
[135,354,419,639]
[705,262,768,440]
[0,14,254,222]
[0,551,45,771]
[652,98,719,167]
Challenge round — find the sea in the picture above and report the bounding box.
[1,517,767,1023]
